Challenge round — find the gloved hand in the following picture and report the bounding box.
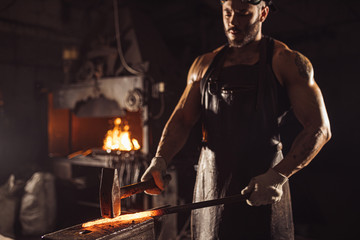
[141,157,168,195]
[241,168,288,206]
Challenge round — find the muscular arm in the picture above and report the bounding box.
[155,54,213,165]
[155,81,201,164]
[272,42,332,178]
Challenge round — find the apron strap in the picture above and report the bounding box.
[256,36,268,110]
[200,45,229,143]
[200,45,229,106]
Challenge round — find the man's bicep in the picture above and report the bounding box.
[275,48,327,127]
[173,52,214,126]
[172,81,202,127]
[177,54,212,125]
[287,80,328,128]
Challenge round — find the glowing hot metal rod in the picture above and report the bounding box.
[84,193,250,228]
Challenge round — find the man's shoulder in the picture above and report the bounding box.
[272,39,310,64]
[196,45,227,65]
[187,45,227,83]
[272,39,293,60]
[271,39,314,86]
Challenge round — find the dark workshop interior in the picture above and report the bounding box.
[0,0,359,239]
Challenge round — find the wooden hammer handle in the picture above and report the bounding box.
[120,175,171,199]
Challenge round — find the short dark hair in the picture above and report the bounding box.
[220,0,275,11]
[220,0,272,5]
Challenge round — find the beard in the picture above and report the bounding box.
[225,18,260,48]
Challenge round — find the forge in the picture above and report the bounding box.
[44,3,180,238]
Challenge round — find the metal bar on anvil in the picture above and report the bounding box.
[83,193,249,230]
[41,218,157,240]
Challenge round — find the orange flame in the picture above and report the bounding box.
[82,210,162,228]
[103,118,141,151]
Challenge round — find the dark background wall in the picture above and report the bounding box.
[0,0,359,239]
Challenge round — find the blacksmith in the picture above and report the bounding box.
[141,0,331,239]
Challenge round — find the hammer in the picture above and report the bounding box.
[99,167,171,218]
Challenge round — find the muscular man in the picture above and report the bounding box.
[141,0,331,239]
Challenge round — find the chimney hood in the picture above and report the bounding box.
[53,76,145,117]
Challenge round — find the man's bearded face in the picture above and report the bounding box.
[222,0,262,48]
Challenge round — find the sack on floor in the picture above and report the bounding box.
[19,172,56,236]
[0,175,24,239]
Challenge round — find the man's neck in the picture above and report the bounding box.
[231,36,262,53]
[225,37,263,66]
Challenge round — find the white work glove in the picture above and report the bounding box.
[241,168,288,206]
[141,157,168,195]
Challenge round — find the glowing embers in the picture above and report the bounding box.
[103,118,141,152]
[82,210,162,228]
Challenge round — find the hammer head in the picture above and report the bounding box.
[100,168,121,218]
[99,168,171,218]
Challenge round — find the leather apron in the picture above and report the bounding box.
[191,36,294,240]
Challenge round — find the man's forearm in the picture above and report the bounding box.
[274,125,331,177]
